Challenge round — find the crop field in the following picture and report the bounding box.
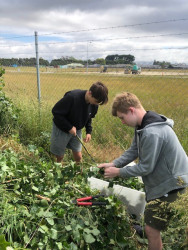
[3,66,188,160]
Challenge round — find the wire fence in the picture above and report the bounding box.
[1,20,188,160]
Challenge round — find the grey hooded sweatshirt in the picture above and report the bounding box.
[113,111,188,201]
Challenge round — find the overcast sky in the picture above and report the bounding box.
[0,0,188,64]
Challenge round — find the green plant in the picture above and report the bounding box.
[0,147,141,249]
[0,67,5,88]
[0,234,11,250]
[0,67,20,135]
[161,191,188,249]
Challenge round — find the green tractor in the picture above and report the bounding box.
[131,64,141,74]
[124,64,141,74]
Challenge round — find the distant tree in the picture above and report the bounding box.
[39,57,49,66]
[153,60,172,69]
[105,54,135,65]
[95,58,106,65]
[50,56,82,66]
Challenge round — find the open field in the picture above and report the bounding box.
[3,66,188,75]
[3,67,188,160]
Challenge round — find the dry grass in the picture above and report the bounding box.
[82,141,124,163]
[3,67,188,155]
[0,136,38,161]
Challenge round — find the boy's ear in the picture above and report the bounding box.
[129,107,135,114]
[88,90,93,97]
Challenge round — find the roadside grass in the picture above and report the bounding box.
[3,70,188,157]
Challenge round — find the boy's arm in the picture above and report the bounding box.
[85,118,92,134]
[113,135,138,167]
[119,133,164,178]
[99,133,164,179]
[85,105,98,134]
[52,94,73,132]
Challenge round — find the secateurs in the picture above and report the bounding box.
[72,195,107,206]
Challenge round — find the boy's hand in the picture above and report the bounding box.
[84,134,91,143]
[69,126,76,136]
[98,163,120,178]
[104,167,120,178]
[98,162,115,168]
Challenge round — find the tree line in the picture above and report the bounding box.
[0,54,135,67]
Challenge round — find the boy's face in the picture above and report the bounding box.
[87,91,101,105]
[117,109,137,127]
[89,96,100,105]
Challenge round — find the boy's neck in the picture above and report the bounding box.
[85,91,90,103]
[137,108,147,126]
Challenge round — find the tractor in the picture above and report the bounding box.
[124,64,141,74]
[100,65,107,73]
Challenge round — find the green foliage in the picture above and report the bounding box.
[0,58,49,67]
[50,56,85,67]
[162,191,188,249]
[95,58,106,65]
[153,60,172,69]
[0,67,5,88]
[0,148,140,249]
[31,131,51,153]
[0,234,11,250]
[0,67,20,135]
[105,54,135,65]
[16,101,51,150]
[0,145,188,250]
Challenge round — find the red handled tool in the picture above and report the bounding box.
[72,195,107,206]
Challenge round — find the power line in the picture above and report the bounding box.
[0,52,35,55]
[1,46,187,56]
[0,35,34,40]
[1,18,188,41]
[40,18,188,36]
[38,47,188,53]
[0,31,188,48]
[0,43,34,48]
[38,32,188,45]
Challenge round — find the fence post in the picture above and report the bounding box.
[86,42,89,73]
[35,31,41,103]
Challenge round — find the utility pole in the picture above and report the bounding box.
[86,42,89,73]
[86,41,92,73]
[35,31,41,102]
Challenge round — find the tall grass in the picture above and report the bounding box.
[3,69,188,161]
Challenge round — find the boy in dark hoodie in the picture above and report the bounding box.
[50,81,108,164]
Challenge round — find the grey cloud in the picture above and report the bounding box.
[0,0,188,62]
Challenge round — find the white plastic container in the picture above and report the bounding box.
[87,176,146,220]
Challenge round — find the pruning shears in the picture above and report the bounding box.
[72,195,107,206]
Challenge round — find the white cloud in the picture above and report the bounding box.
[0,0,188,63]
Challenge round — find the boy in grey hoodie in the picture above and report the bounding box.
[98,92,188,250]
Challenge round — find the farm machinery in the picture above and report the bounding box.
[124,64,141,74]
[100,65,107,73]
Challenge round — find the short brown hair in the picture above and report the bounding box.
[112,92,142,116]
[89,82,108,105]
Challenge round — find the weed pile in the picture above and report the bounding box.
[0,146,140,249]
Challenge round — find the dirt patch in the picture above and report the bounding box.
[141,71,188,76]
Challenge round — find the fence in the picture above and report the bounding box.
[1,26,188,162]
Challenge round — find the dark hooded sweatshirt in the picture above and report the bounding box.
[52,89,98,134]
